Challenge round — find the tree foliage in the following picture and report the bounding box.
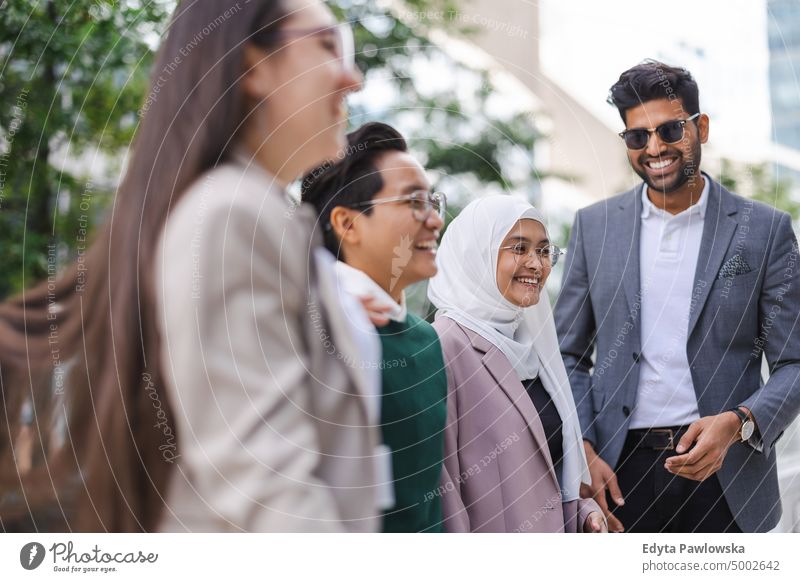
[344,0,540,196]
[0,0,542,297]
[720,159,799,225]
[0,0,168,297]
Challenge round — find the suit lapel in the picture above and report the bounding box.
[614,189,642,314]
[687,181,739,337]
[473,334,561,493]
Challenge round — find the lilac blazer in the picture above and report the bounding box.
[433,317,600,533]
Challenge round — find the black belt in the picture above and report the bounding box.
[626,426,691,451]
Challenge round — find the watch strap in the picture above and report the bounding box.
[727,407,750,442]
[727,407,748,424]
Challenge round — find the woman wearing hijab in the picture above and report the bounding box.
[428,195,605,533]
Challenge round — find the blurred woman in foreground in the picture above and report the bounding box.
[0,0,388,532]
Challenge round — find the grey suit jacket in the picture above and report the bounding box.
[434,317,600,532]
[554,177,800,532]
[155,155,385,532]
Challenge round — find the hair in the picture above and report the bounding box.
[0,0,290,532]
[607,59,700,124]
[301,121,407,258]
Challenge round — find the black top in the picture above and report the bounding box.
[523,376,564,486]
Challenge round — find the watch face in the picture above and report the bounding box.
[741,420,755,441]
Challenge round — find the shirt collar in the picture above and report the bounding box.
[640,172,710,219]
[333,261,408,323]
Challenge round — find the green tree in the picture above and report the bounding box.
[1,0,542,300]
[341,0,541,201]
[719,159,800,222]
[0,0,168,297]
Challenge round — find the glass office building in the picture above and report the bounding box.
[768,0,800,187]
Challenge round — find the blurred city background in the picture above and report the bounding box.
[1,0,798,530]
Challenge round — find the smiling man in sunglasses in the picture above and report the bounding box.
[555,60,800,533]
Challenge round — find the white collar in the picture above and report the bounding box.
[641,172,710,219]
[333,261,407,323]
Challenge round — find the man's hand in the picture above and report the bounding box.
[664,410,744,481]
[583,511,608,533]
[358,295,392,327]
[581,441,625,532]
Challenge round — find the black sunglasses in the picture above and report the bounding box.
[618,113,700,150]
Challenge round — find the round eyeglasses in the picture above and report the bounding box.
[499,242,564,267]
[349,191,447,223]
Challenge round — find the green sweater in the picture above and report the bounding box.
[376,313,447,533]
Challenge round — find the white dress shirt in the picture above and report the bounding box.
[629,175,710,429]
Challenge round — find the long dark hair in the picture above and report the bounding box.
[0,0,288,532]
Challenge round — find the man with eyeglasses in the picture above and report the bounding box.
[301,121,448,532]
[555,60,800,533]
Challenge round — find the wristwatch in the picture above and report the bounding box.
[728,407,755,443]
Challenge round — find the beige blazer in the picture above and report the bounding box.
[155,154,385,532]
[433,317,599,532]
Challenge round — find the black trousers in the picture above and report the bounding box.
[609,428,741,533]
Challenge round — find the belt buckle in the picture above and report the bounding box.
[651,428,675,451]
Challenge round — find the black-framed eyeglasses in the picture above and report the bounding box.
[499,242,564,267]
[349,191,446,223]
[618,113,700,150]
[251,22,355,72]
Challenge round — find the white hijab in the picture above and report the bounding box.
[427,195,590,501]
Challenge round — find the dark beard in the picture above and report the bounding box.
[635,142,703,194]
